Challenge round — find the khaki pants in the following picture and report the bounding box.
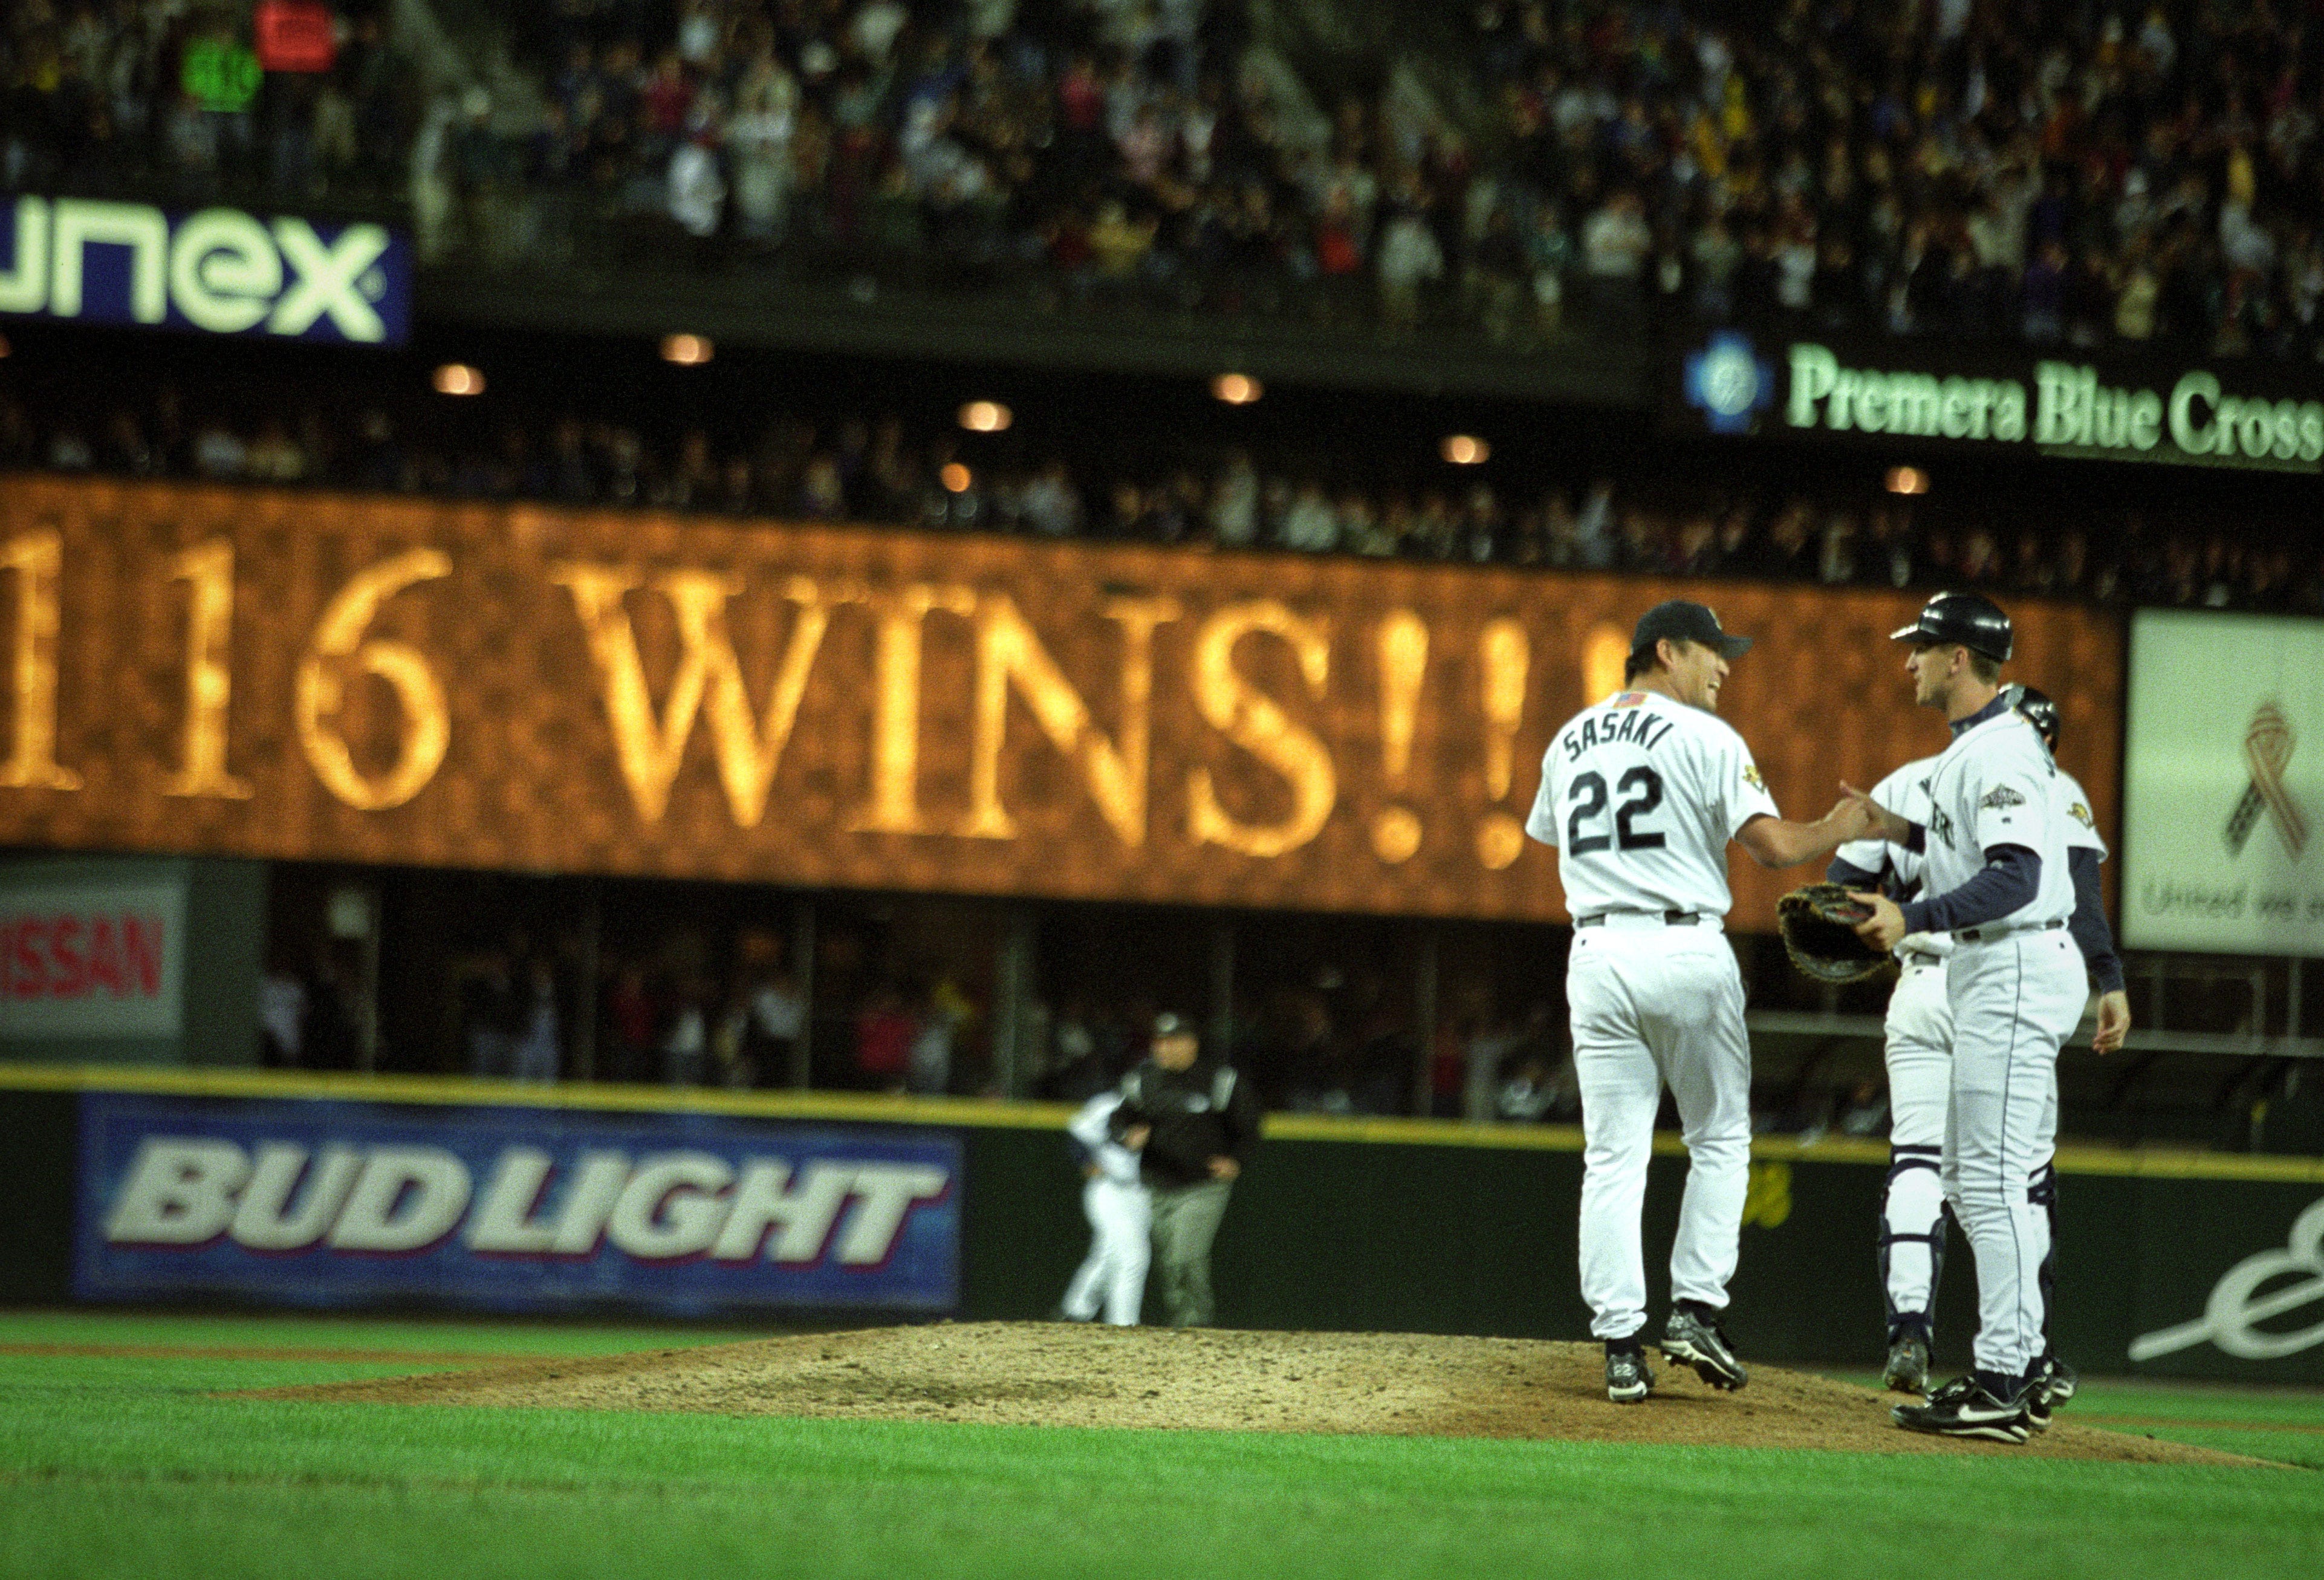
[1147,1177,1233,1327]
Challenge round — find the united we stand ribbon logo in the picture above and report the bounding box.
[2129,1197,2324,1362]
[2223,702,2308,859]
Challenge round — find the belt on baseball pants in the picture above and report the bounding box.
[1954,918,2067,944]
[1576,910,1705,929]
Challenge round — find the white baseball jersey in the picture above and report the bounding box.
[1920,707,2074,928]
[1062,1091,1151,1325]
[2057,769,2105,859]
[1836,753,1953,959]
[1526,690,1779,918]
[1067,1093,1142,1186]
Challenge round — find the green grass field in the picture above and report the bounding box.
[1,1312,2319,1580]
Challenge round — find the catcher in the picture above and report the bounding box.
[1812,752,1954,1396]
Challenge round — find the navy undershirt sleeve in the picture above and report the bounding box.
[1898,845,2041,936]
[2066,848,2126,993]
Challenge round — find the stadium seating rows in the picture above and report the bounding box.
[4,371,2319,613]
[13,1,2324,355]
[11,2,2324,355]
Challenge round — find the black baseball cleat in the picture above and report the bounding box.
[2032,1353,2078,1408]
[2024,1387,2052,1433]
[1892,1376,2030,1444]
[1605,1345,1654,1404]
[1882,1331,1930,1394]
[1661,1305,1748,1391]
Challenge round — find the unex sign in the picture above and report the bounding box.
[0,195,409,345]
[1676,329,2324,473]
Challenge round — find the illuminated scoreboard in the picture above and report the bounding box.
[0,478,2121,925]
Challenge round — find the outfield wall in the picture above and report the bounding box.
[2,1068,2320,1383]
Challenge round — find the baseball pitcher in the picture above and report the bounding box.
[1527,600,1875,1404]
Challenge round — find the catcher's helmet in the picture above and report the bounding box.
[1889,591,2013,663]
[2010,684,2060,751]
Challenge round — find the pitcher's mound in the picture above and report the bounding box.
[259,1323,2267,1465]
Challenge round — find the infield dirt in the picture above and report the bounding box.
[249,1324,2274,1465]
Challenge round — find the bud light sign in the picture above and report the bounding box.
[1,196,409,345]
[76,1093,960,1313]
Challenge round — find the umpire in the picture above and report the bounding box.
[1111,1012,1262,1327]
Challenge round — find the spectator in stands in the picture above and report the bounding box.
[605,963,658,1083]
[512,955,563,1083]
[855,983,915,1093]
[259,958,308,1068]
[1375,206,1443,334]
[459,948,520,1079]
[661,977,710,1085]
[1580,190,1650,323]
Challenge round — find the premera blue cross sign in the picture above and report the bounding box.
[0,195,409,345]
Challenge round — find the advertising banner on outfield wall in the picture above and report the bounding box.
[73,1092,961,1312]
[0,870,186,1038]
[2121,610,2324,952]
[0,196,409,345]
[1668,327,2324,473]
[0,477,2122,926]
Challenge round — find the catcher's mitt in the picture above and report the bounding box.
[1777,883,1891,984]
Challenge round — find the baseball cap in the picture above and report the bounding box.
[1631,600,1753,662]
[1152,1012,1195,1039]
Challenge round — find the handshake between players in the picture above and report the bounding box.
[1526,594,2127,1442]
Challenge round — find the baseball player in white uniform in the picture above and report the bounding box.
[1527,600,1876,1404]
[1832,686,2131,1406]
[1056,1090,1152,1325]
[1849,593,2095,1443]
[1828,753,1953,1394]
[2007,684,2131,1423]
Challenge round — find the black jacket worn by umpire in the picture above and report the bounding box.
[1111,1057,1263,1191]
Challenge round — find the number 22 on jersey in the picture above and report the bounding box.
[1566,767,1667,853]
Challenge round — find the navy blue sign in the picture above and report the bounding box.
[76,1092,959,1313]
[0,195,409,345]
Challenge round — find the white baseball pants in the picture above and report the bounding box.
[1881,960,1952,1331]
[1944,930,2085,1381]
[1061,1176,1151,1325]
[1569,924,1751,1342]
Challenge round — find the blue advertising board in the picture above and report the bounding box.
[74,1092,959,1313]
[1,195,410,345]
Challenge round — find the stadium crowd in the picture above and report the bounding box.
[331,911,1591,1126]
[0,0,411,205]
[18,2,2324,356]
[4,376,2319,614]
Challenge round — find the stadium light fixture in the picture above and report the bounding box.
[958,401,1011,432]
[1441,435,1490,465]
[661,334,714,365]
[432,363,485,396]
[940,463,973,493]
[1211,373,1262,405]
[1885,465,1929,495]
